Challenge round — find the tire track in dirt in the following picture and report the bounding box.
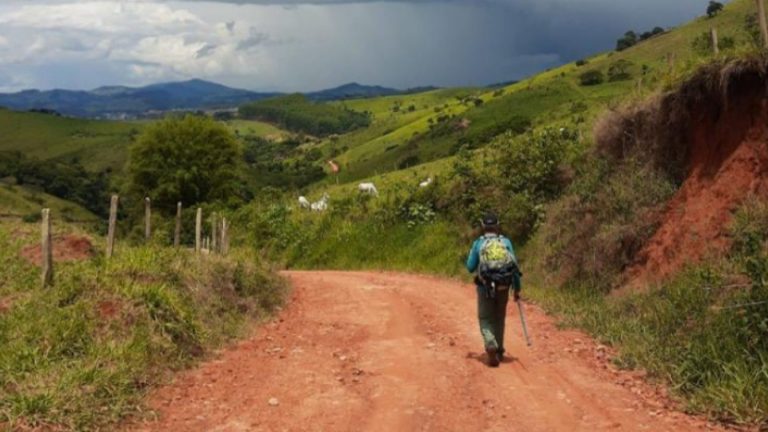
[129,271,724,432]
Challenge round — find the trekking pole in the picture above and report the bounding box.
[516,299,532,347]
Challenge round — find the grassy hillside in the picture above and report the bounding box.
[311,0,756,185]
[0,184,97,223]
[226,119,289,141]
[239,94,372,137]
[0,109,139,172]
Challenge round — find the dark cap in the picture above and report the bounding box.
[481,212,499,228]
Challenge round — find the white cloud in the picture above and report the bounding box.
[0,1,275,85]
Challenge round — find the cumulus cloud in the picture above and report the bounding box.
[0,1,276,86]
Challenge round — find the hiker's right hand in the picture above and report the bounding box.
[513,290,521,302]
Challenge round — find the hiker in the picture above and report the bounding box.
[465,212,522,367]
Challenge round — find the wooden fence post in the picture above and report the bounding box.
[144,197,151,240]
[221,218,229,256]
[711,27,719,55]
[759,0,768,48]
[106,195,118,258]
[211,212,218,254]
[195,208,202,253]
[41,209,53,288]
[174,202,182,248]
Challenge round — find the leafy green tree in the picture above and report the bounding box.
[127,115,243,214]
[707,1,724,18]
[616,31,638,51]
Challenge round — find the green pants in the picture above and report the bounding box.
[477,286,509,353]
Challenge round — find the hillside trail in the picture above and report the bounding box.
[130,271,723,432]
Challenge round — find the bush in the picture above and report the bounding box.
[575,59,588,67]
[579,70,605,86]
[607,59,634,82]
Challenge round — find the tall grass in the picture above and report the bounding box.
[527,257,768,425]
[0,223,285,430]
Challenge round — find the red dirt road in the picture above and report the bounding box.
[131,272,722,432]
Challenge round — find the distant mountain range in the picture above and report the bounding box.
[0,80,437,119]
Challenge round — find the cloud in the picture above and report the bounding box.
[0,2,278,86]
[0,0,709,92]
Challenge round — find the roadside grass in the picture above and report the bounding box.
[0,221,286,430]
[526,262,768,425]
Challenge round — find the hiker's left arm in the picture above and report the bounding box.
[504,238,522,292]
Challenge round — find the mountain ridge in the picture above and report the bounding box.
[0,79,435,118]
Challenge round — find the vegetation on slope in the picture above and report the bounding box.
[0,221,285,430]
[0,152,111,218]
[239,94,372,137]
[308,0,759,185]
[0,184,98,224]
[0,108,139,172]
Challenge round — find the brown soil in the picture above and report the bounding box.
[128,271,724,432]
[626,66,768,286]
[20,234,95,266]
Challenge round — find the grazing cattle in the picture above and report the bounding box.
[358,182,379,196]
[298,196,311,209]
[419,177,433,188]
[311,193,330,212]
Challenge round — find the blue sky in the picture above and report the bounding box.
[0,0,715,92]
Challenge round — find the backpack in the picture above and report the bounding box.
[478,235,520,286]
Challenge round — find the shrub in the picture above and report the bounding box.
[607,59,634,82]
[575,59,588,67]
[579,70,605,86]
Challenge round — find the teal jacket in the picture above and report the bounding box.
[466,234,521,290]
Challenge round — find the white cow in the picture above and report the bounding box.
[298,196,311,209]
[419,177,433,188]
[311,193,330,212]
[358,182,379,196]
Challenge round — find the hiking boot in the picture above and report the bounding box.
[486,347,500,367]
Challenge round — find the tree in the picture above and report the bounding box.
[579,70,605,86]
[707,1,724,18]
[616,31,638,51]
[127,115,243,214]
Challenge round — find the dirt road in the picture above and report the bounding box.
[131,271,721,432]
